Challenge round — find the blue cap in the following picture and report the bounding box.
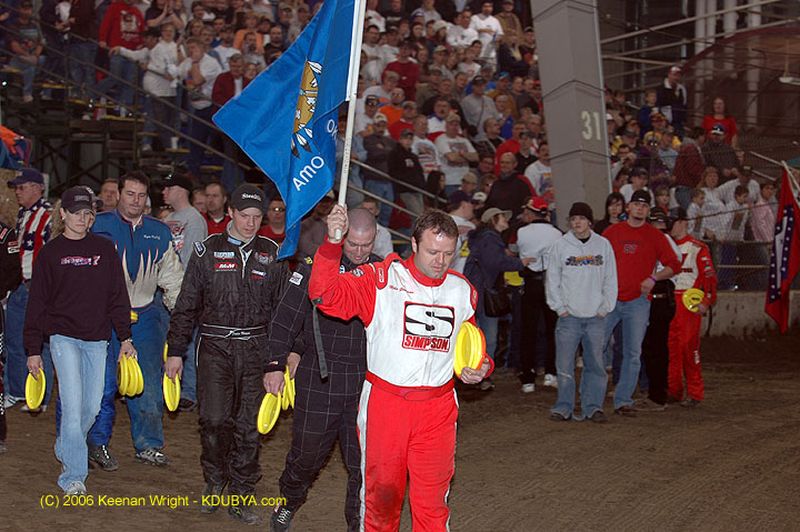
[8,167,44,187]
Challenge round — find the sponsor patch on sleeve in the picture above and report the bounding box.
[289,271,303,285]
[194,241,206,257]
[7,240,20,254]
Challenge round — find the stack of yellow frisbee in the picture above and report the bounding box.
[118,356,144,397]
[453,322,486,376]
[259,367,296,434]
[682,288,705,313]
[163,373,181,412]
[25,371,46,411]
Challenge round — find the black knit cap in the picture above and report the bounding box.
[568,202,594,224]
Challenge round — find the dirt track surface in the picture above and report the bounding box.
[3,333,799,531]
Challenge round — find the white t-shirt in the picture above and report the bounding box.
[524,160,555,208]
[435,134,477,186]
[179,54,223,110]
[412,136,440,176]
[449,213,475,274]
[469,14,503,61]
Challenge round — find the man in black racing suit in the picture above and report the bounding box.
[266,208,381,532]
[165,184,288,525]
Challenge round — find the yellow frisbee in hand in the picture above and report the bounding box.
[25,371,46,410]
[286,370,295,409]
[117,357,131,396]
[454,322,486,376]
[162,343,168,363]
[682,288,705,313]
[127,357,144,396]
[163,373,181,412]
[257,393,282,435]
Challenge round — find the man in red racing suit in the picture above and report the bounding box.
[308,205,493,531]
[667,208,717,406]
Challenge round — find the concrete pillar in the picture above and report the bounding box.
[745,3,761,132]
[530,0,609,230]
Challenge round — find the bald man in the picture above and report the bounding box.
[267,208,381,532]
[485,152,535,218]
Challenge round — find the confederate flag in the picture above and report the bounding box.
[765,167,800,332]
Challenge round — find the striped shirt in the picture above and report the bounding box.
[16,198,52,280]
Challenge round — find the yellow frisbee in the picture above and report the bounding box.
[162,343,168,364]
[454,322,486,376]
[127,357,144,396]
[257,393,282,435]
[163,373,181,412]
[287,370,295,409]
[117,357,130,396]
[25,371,46,410]
[682,288,705,313]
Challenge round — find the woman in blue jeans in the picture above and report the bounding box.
[23,187,134,496]
[464,207,532,389]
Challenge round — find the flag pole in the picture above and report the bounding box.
[336,0,367,215]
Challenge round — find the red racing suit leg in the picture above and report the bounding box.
[668,295,705,401]
[358,373,458,532]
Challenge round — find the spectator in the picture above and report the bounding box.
[637,89,658,137]
[388,101,417,140]
[203,182,230,234]
[673,126,707,210]
[384,40,420,101]
[717,165,760,205]
[619,167,649,204]
[363,114,397,226]
[242,31,267,69]
[380,88,406,125]
[361,24,384,76]
[472,117,503,159]
[447,190,477,273]
[145,0,184,32]
[63,0,97,98]
[494,94,515,138]
[464,207,531,389]
[447,10,478,50]
[496,0,522,47]
[384,0,408,28]
[355,94,381,136]
[515,132,537,172]
[8,1,44,103]
[652,186,671,218]
[233,12,263,50]
[286,3,311,41]
[750,181,777,243]
[96,0,145,113]
[424,170,448,210]
[457,45,481,81]
[179,37,223,180]
[470,1,503,66]
[388,129,426,216]
[98,178,120,212]
[696,166,728,240]
[593,192,625,235]
[212,54,251,191]
[213,25,239,70]
[434,113,479,196]
[687,188,707,240]
[702,96,738,148]
[460,172,478,195]
[359,198,393,258]
[494,122,526,172]
[603,190,681,417]
[411,115,440,177]
[517,196,561,393]
[298,197,335,259]
[263,25,286,62]
[718,185,750,290]
[485,152,532,218]
[546,202,617,422]
[523,141,553,211]
[656,65,687,136]
[258,198,287,243]
[411,0,442,25]
[162,173,208,265]
[701,124,739,180]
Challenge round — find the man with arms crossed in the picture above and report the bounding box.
[309,205,492,530]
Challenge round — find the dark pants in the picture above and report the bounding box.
[197,334,265,495]
[1,306,6,442]
[519,277,557,384]
[187,106,216,179]
[279,354,365,530]
[641,281,676,405]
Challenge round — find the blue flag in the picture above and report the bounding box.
[213,0,356,259]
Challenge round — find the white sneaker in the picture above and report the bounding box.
[3,395,23,409]
[521,383,535,394]
[64,481,87,496]
[543,374,558,388]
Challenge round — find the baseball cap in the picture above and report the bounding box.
[462,172,478,185]
[399,128,414,138]
[648,209,669,225]
[373,112,388,123]
[365,95,379,104]
[498,72,510,80]
[472,75,487,84]
[471,191,487,203]
[230,184,266,213]
[630,189,652,205]
[711,123,726,135]
[523,196,549,214]
[433,45,447,53]
[669,65,682,73]
[606,112,614,121]
[481,207,512,224]
[445,112,461,123]
[61,186,101,213]
[162,172,194,193]
[8,167,44,187]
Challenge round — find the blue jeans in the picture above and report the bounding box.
[94,54,137,108]
[221,137,244,193]
[9,56,45,97]
[51,335,106,491]
[364,179,394,227]
[551,315,607,419]
[88,305,165,452]
[187,106,216,178]
[603,296,651,409]
[476,297,499,361]
[67,41,97,92]
[4,283,54,405]
[674,186,692,211]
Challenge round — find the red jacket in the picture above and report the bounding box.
[212,72,251,108]
[673,235,717,307]
[673,141,705,188]
[98,0,143,49]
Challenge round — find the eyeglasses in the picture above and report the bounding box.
[270,207,286,212]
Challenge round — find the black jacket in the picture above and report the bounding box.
[267,253,382,372]
[485,172,534,218]
[387,144,426,193]
[166,231,289,364]
[0,222,21,299]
